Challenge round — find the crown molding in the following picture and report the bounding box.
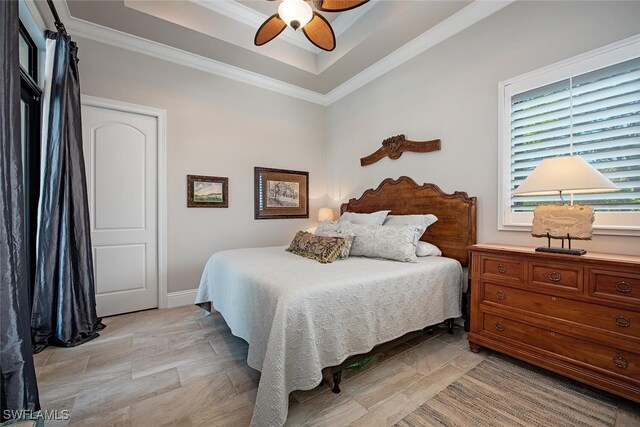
[330,0,376,37]
[55,0,514,106]
[324,0,516,104]
[66,14,326,105]
[193,0,322,54]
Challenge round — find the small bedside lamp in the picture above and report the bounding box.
[318,207,335,222]
[512,155,618,255]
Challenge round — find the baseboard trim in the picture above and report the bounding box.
[167,289,198,308]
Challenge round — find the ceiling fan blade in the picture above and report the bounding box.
[254,14,287,46]
[312,0,370,12]
[302,12,335,51]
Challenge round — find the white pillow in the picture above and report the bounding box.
[315,220,340,235]
[338,210,390,225]
[383,214,438,237]
[416,241,442,257]
[337,222,421,262]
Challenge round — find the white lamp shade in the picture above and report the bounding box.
[512,155,619,196]
[278,0,313,30]
[318,207,335,222]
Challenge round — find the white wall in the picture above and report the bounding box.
[325,1,640,256]
[75,1,640,298]
[75,37,327,293]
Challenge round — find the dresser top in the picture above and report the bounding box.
[470,243,640,265]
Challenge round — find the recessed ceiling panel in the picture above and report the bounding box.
[64,0,486,95]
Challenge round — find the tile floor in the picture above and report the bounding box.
[34,305,640,426]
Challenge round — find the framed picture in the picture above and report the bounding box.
[254,167,309,219]
[187,175,228,208]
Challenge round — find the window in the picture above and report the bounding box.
[498,36,640,235]
[19,21,42,299]
[19,22,39,79]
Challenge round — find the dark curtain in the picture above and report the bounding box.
[31,30,103,352]
[0,0,41,419]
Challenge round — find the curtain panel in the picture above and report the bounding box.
[0,0,41,419]
[31,30,103,352]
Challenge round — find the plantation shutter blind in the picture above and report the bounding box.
[510,57,640,213]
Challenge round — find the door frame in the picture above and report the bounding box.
[81,95,168,309]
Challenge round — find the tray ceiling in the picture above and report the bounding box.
[39,0,514,104]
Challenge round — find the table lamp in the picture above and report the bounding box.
[318,207,335,222]
[512,155,618,255]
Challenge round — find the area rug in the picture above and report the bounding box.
[395,354,619,427]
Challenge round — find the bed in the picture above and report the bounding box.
[195,176,476,427]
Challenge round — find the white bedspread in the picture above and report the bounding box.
[195,246,463,427]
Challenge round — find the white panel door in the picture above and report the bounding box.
[82,104,158,317]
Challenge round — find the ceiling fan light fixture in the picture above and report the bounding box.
[278,0,313,30]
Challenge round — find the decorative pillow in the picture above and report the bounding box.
[337,222,421,262]
[416,241,442,257]
[338,210,391,225]
[383,214,438,237]
[315,220,340,235]
[314,231,355,259]
[286,231,347,264]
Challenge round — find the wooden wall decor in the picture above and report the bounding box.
[360,134,441,166]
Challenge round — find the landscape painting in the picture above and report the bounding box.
[194,181,223,203]
[254,167,308,219]
[187,175,228,208]
[266,181,300,208]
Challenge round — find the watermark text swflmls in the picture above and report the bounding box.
[2,409,70,420]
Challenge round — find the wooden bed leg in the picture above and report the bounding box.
[331,371,342,394]
[446,318,455,334]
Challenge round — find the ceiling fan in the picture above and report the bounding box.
[254,0,370,52]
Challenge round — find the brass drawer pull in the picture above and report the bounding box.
[613,356,629,369]
[496,291,506,301]
[615,315,631,328]
[616,281,632,293]
[549,271,562,282]
[497,264,507,273]
[495,322,505,332]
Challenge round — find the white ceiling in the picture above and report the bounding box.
[37,0,515,104]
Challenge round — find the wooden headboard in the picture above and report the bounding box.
[340,176,477,266]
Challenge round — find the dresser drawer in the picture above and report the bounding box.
[590,269,640,305]
[480,256,524,284]
[483,283,640,340]
[482,313,640,381]
[529,261,582,292]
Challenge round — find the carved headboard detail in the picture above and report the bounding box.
[340,176,477,266]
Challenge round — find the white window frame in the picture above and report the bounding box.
[498,34,640,237]
[19,0,46,85]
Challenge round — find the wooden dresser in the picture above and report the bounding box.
[467,243,640,403]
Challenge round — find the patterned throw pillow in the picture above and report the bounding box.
[337,222,421,262]
[286,231,347,264]
[314,231,355,259]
